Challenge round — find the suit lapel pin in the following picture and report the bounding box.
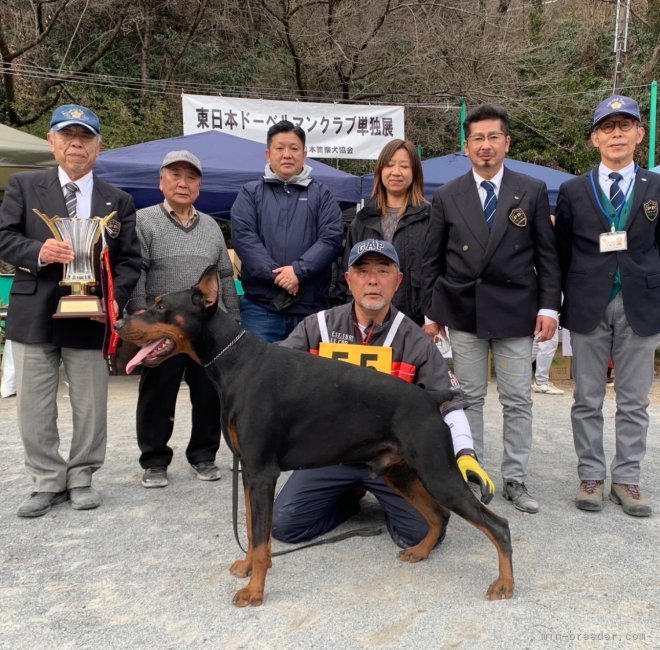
[508,207,527,227]
[643,200,658,222]
[514,196,520,200]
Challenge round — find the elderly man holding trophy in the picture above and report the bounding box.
[0,104,141,518]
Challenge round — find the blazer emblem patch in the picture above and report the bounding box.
[105,218,121,238]
[643,200,658,222]
[508,208,527,227]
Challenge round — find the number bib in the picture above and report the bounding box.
[318,342,392,374]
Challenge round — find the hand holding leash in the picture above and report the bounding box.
[457,452,495,504]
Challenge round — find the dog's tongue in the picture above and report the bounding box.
[126,338,166,375]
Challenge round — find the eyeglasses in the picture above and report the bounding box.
[597,119,636,134]
[466,132,507,145]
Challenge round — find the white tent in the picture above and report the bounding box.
[0,123,55,190]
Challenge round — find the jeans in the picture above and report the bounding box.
[240,297,305,343]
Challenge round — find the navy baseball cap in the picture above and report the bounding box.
[50,104,101,136]
[592,95,641,129]
[348,239,400,268]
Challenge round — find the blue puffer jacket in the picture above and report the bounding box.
[230,176,343,315]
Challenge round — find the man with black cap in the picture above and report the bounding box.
[556,95,660,517]
[126,150,239,489]
[271,239,494,549]
[0,104,141,517]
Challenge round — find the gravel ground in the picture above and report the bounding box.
[0,373,658,649]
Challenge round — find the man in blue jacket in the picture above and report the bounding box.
[231,120,344,341]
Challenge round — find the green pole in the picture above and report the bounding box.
[649,80,657,169]
[459,98,467,152]
[417,144,423,159]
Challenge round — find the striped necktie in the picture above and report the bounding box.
[64,181,79,219]
[608,172,624,212]
[481,180,497,231]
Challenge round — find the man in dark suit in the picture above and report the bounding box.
[556,95,659,517]
[422,103,561,514]
[0,104,141,517]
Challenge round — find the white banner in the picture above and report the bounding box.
[182,94,405,160]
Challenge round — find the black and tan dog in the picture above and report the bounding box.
[115,266,514,607]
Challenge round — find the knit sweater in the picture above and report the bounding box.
[128,203,239,319]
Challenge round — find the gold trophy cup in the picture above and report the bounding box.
[33,209,117,318]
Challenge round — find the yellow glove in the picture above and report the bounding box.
[456,453,495,505]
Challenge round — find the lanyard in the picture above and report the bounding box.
[589,166,637,230]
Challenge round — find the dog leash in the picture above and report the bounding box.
[230,453,383,557]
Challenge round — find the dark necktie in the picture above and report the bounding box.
[481,180,496,230]
[609,172,624,212]
[64,181,79,219]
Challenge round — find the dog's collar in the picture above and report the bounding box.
[203,330,247,367]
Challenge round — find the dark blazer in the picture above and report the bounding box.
[0,167,141,348]
[421,167,561,339]
[555,167,660,337]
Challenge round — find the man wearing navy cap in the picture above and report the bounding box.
[271,239,494,549]
[0,104,141,517]
[556,95,660,516]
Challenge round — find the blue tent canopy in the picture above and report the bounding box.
[361,152,575,212]
[95,130,361,220]
[651,164,660,174]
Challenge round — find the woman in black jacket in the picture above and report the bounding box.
[336,139,430,325]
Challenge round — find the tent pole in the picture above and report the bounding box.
[648,80,657,169]
[459,98,467,152]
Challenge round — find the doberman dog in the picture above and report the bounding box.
[115,266,514,607]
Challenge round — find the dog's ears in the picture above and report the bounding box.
[195,265,220,310]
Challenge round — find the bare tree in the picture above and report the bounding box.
[0,0,131,126]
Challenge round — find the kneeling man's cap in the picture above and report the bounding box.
[348,239,400,268]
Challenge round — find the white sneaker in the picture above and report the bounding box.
[532,381,564,395]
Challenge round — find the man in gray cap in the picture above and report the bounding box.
[0,104,141,517]
[126,150,239,488]
[555,95,660,517]
[272,239,494,549]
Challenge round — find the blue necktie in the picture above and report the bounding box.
[481,180,496,230]
[609,172,624,212]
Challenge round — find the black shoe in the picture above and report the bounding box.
[142,467,168,488]
[190,461,221,481]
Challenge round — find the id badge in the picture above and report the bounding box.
[599,230,627,253]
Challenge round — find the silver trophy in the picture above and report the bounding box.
[33,209,116,318]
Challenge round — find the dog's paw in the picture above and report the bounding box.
[229,559,252,578]
[233,587,264,607]
[486,577,515,600]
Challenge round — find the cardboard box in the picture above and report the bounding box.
[549,350,572,380]
[228,249,241,279]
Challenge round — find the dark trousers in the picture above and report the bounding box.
[136,354,221,469]
[272,464,435,549]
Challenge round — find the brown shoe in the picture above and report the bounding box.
[610,483,652,517]
[576,480,604,511]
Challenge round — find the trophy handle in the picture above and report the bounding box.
[33,209,64,241]
[91,211,118,247]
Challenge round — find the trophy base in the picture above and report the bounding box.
[53,295,105,319]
